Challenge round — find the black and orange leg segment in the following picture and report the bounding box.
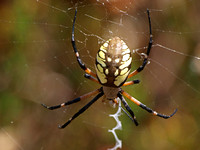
[84,74,99,84]
[59,90,104,129]
[122,80,140,86]
[42,88,101,110]
[71,8,96,78]
[117,93,139,126]
[128,9,153,79]
[121,90,177,119]
[128,57,148,78]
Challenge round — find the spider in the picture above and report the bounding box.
[42,8,177,129]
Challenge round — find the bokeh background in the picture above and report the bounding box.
[0,0,200,150]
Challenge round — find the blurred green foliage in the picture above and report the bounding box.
[0,0,200,150]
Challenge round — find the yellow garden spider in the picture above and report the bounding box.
[42,8,177,129]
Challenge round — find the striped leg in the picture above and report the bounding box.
[59,91,104,128]
[121,90,177,119]
[42,88,102,110]
[72,8,96,78]
[122,80,140,86]
[118,93,139,126]
[128,9,153,78]
[84,74,100,84]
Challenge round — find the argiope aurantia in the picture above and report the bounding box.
[42,8,177,129]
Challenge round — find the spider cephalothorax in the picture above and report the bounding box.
[42,8,177,129]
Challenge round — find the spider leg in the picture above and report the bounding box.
[84,73,100,84]
[128,9,153,78]
[120,106,135,122]
[118,93,139,126]
[72,8,96,78]
[59,91,104,129]
[42,88,102,110]
[122,80,140,86]
[121,90,177,119]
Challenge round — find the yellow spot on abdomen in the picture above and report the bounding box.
[103,42,108,47]
[115,58,120,63]
[119,57,132,70]
[122,54,130,61]
[97,64,103,73]
[120,68,129,75]
[107,57,112,62]
[114,70,130,87]
[105,69,109,75]
[114,69,119,76]
[96,55,106,67]
[99,50,105,59]
[95,66,107,84]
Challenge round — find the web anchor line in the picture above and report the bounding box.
[154,43,200,60]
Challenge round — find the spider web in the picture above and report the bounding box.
[0,0,200,150]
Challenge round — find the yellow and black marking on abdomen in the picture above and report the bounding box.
[95,37,132,87]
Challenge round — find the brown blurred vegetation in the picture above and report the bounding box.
[0,0,200,150]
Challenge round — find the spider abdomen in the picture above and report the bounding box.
[95,37,132,87]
